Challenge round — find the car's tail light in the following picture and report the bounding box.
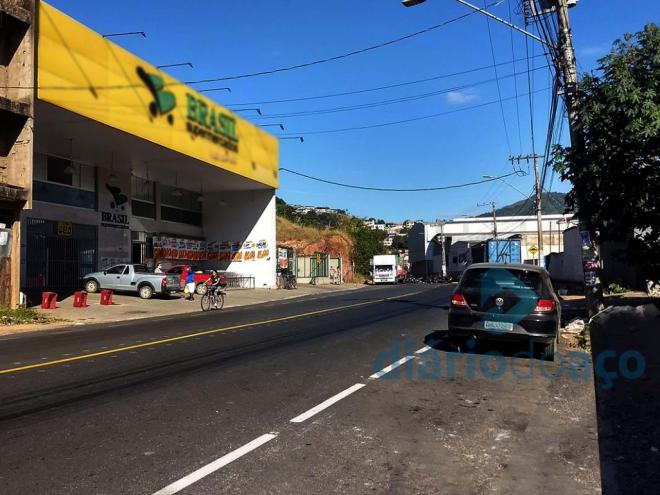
[534,298,555,312]
[451,293,468,307]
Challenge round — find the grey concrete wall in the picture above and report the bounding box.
[0,0,35,306]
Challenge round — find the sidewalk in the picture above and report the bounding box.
[588,300,660,494]
[0,283,365,337]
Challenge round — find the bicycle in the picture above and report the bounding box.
[200,287,225,311]
[277,269,297,290]
[283,273,297,289]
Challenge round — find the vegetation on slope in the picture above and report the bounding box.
[477,192,568,218]
[276,198,387,276]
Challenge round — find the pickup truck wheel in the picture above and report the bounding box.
[138,284,154,299]
[85,279,99,293]
[196,283,208,295]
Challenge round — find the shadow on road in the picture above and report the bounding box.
[423,330,545,362]
[588,302,660,495]
[0,296,435,422]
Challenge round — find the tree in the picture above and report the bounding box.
[276,196,296,221]
[346,220,388,275]
[391,235,408,251]
[552,24,660,279]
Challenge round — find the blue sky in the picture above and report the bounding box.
[48,0,660,222]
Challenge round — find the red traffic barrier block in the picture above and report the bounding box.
[73,291,88,308]
[41,292,58,310]
[100,289,113,306]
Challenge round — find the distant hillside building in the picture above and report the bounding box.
[292,205,343,215]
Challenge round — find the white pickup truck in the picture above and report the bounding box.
[83,264,181,299]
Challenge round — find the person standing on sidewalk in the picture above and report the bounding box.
[185,266,196,301]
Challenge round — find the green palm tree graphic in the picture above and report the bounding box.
[136,66,176,125]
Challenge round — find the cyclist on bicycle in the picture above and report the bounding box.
[205,270,223,308]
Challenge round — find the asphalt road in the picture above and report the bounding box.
[0,284,600,494]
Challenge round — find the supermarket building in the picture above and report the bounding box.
[0,1,279,305]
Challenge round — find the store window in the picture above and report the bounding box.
[131,176,156,218]
[33,153,97,209]
[131,231,154,264]
[160,185,202,226]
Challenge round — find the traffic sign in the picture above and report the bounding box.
[528,244,539,256]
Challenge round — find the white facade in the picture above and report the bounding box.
[408,214,576,276]
[202,190,276,288]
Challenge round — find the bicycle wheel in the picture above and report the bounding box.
[291,277,298,289]
[200,294,212,312]
[216,293,225,310]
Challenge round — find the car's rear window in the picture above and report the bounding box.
[375,265,393,270]
[460,267,543,294]
[134,264,150,273]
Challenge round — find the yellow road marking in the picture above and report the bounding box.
[0,289,428,375]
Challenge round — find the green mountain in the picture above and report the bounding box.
[478,192,569,217]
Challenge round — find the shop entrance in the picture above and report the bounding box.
[25,218,97,298]
[131,231,154,265]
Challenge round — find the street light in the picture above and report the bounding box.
[401,0,552,48]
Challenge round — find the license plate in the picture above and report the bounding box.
[484,320,514,331]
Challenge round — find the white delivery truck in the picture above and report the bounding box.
[372,254,398,284]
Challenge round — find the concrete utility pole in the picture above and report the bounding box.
[478,201,497,239]
[550,0,603,315]
[509,154,543,266]
[553,0,581,149]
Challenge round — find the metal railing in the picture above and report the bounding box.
[223,275,255,289]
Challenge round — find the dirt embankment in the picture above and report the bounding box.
[277,217,356,281]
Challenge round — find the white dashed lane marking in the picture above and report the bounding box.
[290,383,366,423]
[151,433,278,495]
[369,355,415,380]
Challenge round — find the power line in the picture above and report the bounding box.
[540,76,560,190]
[225,54,545,107]
[483,0,512,154]
[181,3,503,86]
[524,25,537,155]
[254,66,548,120]
[280,168,521,192]
[507,0,523,152]
[547,105,566,193]
[0,1,514,93]
[280,86,549,136]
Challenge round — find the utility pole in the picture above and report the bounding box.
[478,201,497,239]
[551,0,603,315]
[553,0,581,149]
[509,154,543,266]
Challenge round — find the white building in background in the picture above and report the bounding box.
[292,205,343,215]
[408,214,576,278]
[386,224,404,236]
